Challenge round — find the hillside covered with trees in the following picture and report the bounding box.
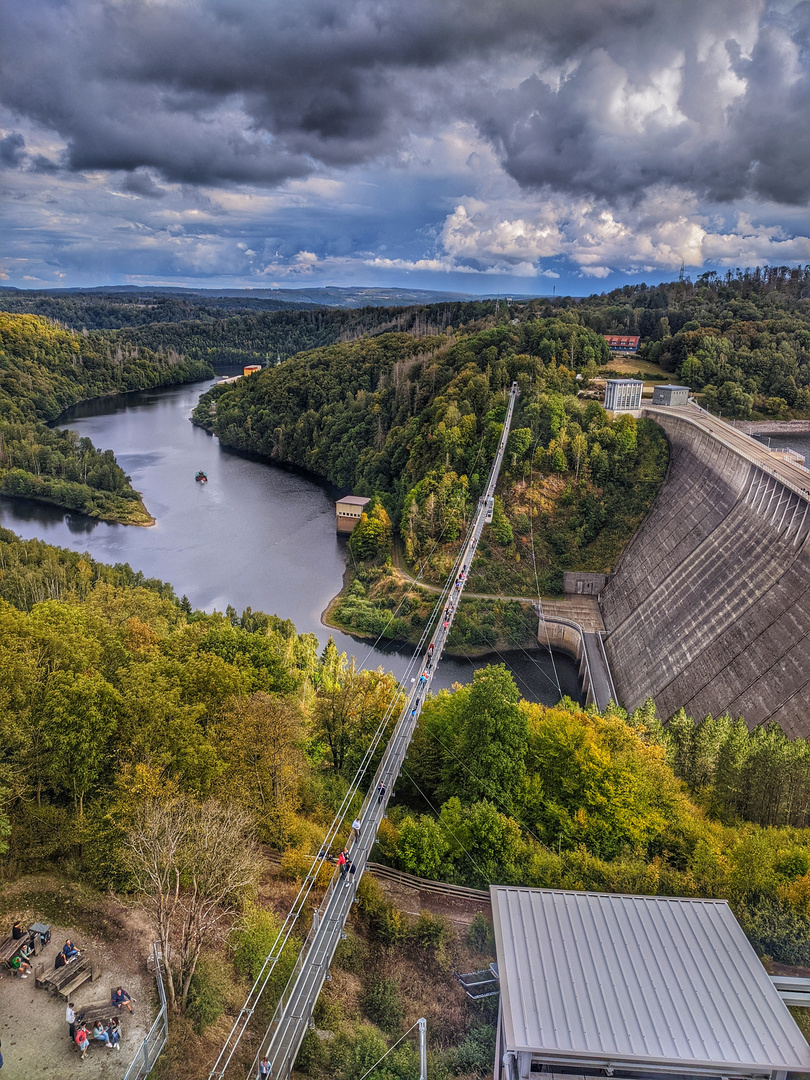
[576,265,810,418]
[0,312,212,522]
[0,528,810,1080]
[193,317,668,613]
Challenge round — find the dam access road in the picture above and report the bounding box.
[601,401,810,737]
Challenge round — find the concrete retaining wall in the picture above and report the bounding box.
[538,617,595,707]
[600,412,810,736]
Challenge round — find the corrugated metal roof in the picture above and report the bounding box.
[490,886,810,1073]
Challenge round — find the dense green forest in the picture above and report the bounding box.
[0,289,316,329]
[575,265,810,418]
[118,303,470,368]
[2,528,810,995]
[0,312,212,521]
[194,318,668,599]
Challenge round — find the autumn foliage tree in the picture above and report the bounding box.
[123,797,260,1012]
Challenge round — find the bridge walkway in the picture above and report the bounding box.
[243,383,522,1080]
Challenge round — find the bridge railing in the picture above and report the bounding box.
[121,944,168,1080]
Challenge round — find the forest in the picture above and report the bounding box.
[574,265,810,418]
[194,317,668,602]
[0,312,212,521]
[1,526,810,1080]
[0,288,316,329]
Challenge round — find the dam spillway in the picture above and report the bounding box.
[600,406,810,737]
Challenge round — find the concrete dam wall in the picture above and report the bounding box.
[600,411,810,737]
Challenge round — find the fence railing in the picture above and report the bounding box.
[121,943,169,1080]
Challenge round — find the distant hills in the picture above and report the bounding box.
[0,284,531,309]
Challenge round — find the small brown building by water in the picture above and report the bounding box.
[336,495,370,534]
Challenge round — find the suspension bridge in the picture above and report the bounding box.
[209,382,521,1080]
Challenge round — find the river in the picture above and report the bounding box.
[0,374,582,703]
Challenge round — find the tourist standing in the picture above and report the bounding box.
[66,1002,76,1041]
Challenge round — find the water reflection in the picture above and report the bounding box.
[0,377,583,705]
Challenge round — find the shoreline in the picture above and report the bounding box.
[320,562,542,660]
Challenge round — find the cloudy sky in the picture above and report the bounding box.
[2,0,809,294]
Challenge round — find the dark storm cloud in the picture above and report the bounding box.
[121,171,167,199]
[0,0,808,205]
[477,2,810,205]
[0,132,25,167]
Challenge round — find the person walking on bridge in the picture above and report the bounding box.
[258,1056,273,1079]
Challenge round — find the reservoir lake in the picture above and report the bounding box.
[0,374,581,704]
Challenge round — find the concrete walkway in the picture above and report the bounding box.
[582,631,618,711]
[643,403,810,497]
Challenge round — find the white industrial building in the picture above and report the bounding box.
[604,379,643,412]
[490,885,810,1080]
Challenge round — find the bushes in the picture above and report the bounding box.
[186,952,231,1033]
[448,1022,497,1076]
[230,903,300,1007]
[735,898,810,966]
[333,932,367,975]
[468,913,494,954]
[360,978,404,1036]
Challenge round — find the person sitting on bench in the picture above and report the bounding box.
[10,955,31,978]
[105,1017,121,1050]
[62,939,79,961]
[93,1021,113,1049]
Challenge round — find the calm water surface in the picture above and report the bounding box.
[0,375,581,703]
[752,431,810,461]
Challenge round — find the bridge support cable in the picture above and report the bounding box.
[213,383,521,1080]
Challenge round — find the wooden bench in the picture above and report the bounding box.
[77,995,120,1027]
[58,960,99,1000]
[0,932,31,966]
[36,954,93,996]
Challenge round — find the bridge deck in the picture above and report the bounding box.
[245,384,522,1080]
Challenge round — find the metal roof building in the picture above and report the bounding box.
[490,886,810,1080]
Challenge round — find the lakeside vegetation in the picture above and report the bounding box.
[0,312,212,522]
[193,318,669,614]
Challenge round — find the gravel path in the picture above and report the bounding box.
[0,919,154,1079]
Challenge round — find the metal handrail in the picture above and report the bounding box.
[121,944,169,1080]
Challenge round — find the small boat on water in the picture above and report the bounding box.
[195,471,208,483]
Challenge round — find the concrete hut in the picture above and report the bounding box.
[652,383,690,406]
[490,885,810,1080]
[335,495,370,535]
